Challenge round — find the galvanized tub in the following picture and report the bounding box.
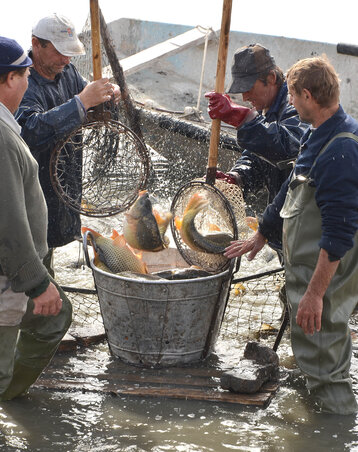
[84,234,233,367]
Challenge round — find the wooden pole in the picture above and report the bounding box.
[206,0,232,184]
[89,0,102,81]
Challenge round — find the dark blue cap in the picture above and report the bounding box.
[0,36,32,75]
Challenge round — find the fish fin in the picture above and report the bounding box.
[162,236,170,248]
[111,229,120,240]
[208,223,221,232]
[174,216,182,231]
[245,216,259,231]
[112,231,127,247]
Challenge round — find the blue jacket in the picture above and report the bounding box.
[260,105,358,259]
[16,62,87,248]
[230,83,308,202]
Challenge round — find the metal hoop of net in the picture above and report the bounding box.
[50,118,150,217]
[170,180,247,273]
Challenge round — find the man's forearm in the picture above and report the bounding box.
[305,248,340,299]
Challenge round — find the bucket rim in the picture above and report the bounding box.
[89,259,231,284]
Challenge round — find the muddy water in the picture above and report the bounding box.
[1,194,358,451]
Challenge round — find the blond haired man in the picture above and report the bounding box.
[225,56,358,414]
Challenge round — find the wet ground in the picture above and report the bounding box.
[1,239,358,451]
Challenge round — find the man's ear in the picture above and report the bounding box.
[267,71,276,86]
[5,71,16,88]
[302,88,312,101]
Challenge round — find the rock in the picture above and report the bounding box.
[243,341,279,366]
[220,342,279,394]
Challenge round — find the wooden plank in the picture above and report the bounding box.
[40,369,220,388]
[34,378,277,407]
[105,27,217,77]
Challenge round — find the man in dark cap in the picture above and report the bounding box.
[206,44,308,216]
[0,36,71,400]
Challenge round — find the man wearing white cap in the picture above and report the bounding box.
[0,36,72,400]
[16,14,120,271]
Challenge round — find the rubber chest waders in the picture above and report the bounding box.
[280,133,358,414]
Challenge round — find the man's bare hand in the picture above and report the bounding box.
[296,292,323,335]
[78,78,120,110]
[224,231,267,260]
[32,282,62,316]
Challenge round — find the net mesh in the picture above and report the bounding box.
[51,119,149,217]
[170,180,247,272]
[62,264,286,350]
[53,13,287,345]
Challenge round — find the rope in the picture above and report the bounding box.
[196,26,215,111]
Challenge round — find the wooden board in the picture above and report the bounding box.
[34,359,278,408]
[58,324,106,352]
[102,27,217,77]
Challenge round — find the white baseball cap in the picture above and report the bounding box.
[32,13,85,57]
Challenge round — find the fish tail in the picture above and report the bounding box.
[154,210,173,237]
[183,193,208,215]
[81,226,102,238]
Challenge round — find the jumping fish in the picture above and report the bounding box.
[174,193,233,254]
[82,227,148,274]
[123,190,172,252]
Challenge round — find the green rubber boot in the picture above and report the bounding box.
[0,280,72,401]
[0,325,19,398]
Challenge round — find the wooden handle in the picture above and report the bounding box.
[90,0,102,80]
[206,0,232,181]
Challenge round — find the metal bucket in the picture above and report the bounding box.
[83,232,233,367]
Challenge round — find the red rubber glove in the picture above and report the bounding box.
[205,91,255,128]
[216,170,237,185]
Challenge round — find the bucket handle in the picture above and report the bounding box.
[82,230,96,268]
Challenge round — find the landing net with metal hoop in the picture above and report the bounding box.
[170,180,247,273]
[50,118,149,217]
[50,3,150,218]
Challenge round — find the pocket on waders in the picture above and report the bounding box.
[280,176,318,267]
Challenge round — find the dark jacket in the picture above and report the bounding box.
[230,83,308,203]
[260,105,358,259]
[16,62,87,248]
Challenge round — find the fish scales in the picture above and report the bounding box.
[123,190,172,252]
[175,193,233,254]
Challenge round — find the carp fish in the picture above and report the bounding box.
[174,193,233,254]
[82,227,148,274]
[123,190,172,252]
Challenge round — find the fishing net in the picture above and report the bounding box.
[51,118,149,217]
[50,12,150,218]
[170,180,247,273]
[56,15,287,348]
[61,264,287,350]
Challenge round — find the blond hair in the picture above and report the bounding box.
[287,55,340,108]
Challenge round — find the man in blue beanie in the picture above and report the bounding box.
[0,36,72,401]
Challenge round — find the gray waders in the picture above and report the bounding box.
[280,133,358,415]
[0,277,72,401]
